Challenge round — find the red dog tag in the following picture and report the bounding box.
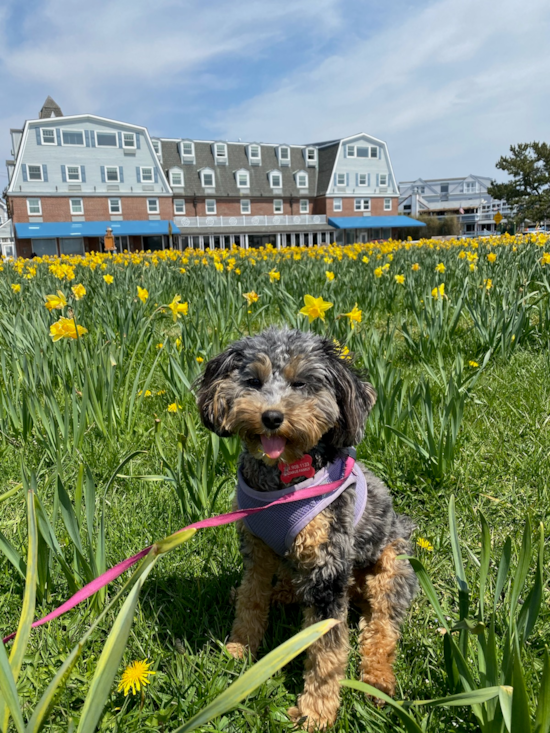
[279,454,316,483]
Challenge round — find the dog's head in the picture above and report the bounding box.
[196,328,376,464]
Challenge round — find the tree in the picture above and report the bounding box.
[488,142,550,225]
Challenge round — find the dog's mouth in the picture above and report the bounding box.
[259,434,287,460]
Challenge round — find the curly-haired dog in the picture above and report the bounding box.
[196,328,417,730]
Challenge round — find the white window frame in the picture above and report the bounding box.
[205,199,216,215]
[278,146,290,165]
[269,171,282,188]
[170,168,184,186]
[305,147,317,164]
[273,199,283,214]
[346,145,356,158]
[27,165,44,182]
[27,198,41,216]
[355,198,370,212]
[201,169,215,187]
[66,165,82,182]
[464,181,478,193]
[214,143,227,161]
[147,198,159,214]
[384,198,392,211]
[240,199,251,215]
[248,144,261,163]
[109,198,121,214]
[296,171,308,188]
[94,130,118,148]
[180,141,195,159]
[174,199,185,215]
[70,198,83,215]
[379,174,388,187]
[140,166,154,183]
[333,198,342,212]
[123,132,136,149]
[299,199,309,214]
[236,170,250,188]
[370,147,378,158]
[358,173,368,186]
[61,129,85,147]
[336,173,346,186]
[40,128,56,145]
[105,166,120,183]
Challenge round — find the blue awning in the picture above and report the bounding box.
[15,220,180,239]
[328,216,426,230]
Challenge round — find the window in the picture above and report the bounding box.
[106,167,120,182]
[27,198,41,215]
[269,171,282,188]
[67,166,81,182]
[248,145,261,162]
[357,147,370,158]
[151,139,161,157]
[70,198,83,215]
[440,183,449,194]
[201,169,215,187]
[140,167,154,183]
[214,143,227,161]
[174,199,185,214]
[370,147,378,158]
[355,198,370,211]
[384,198,392,211]
[336,173,346,186]
[296,171,308,188]
[273,199,283,214]
[241,199,251,214]
[123,132,136,149]
[358,173,368,186]
[205,199,216,214]
[333,198,342,212]
[181,141,194,158]
[236,170,250,188]
[279,146,290,164]
[306,147,316,163]
[41,128,56,145]
[300,199,309,214]
[62,130,84,146]
[95,131,118,147]
[379,174,388,186]
[346,145,356,157]
[109,199,121,214]
[464,181,477,193]
[170,169,184,186]
[147,198,159,214]
[28,165,43,181]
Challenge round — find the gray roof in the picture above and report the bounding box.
[316,143,339,196]
[39,96,63,119]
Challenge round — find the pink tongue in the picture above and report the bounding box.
[260,435,287,459]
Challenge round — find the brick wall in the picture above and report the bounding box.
[9,196,173,223]
[190,197,311,217]
[316,196,399,217]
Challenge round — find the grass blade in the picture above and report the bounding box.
[342,680,423,733]
[534,648,550,733]
[494,536,512,612]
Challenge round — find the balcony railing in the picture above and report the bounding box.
[174,214,327,228]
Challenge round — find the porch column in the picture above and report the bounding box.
[276,233,281,249]
[291,233,296,247]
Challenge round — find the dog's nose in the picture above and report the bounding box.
[261,410,284,430]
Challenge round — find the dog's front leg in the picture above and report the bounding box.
[227,527,278,659]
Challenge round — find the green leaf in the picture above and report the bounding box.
[410,686,502,707]
[479,512,491,621]
[341,680,423,733]
[494,536,512,612]
[0,639,24,733]
[448,496,469,623]
[175,620,340,733]
[499,685,513,732]
[534,648,550,733]
[509,517,532,629]
[0,529,26,580]
[408,557,450,633]
[511,637,531,733]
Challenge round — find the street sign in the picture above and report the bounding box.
[493,212,503,224]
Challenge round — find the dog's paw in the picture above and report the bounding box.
[226,641,247,659]
[361,669,396,706]
[287,702,336,730]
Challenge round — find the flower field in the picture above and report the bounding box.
[1,234,550,732]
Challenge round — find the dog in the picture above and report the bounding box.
[196,327,417,730]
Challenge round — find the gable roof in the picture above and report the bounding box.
[39,96,63,119]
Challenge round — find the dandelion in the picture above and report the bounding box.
[103,274,114,284]
[374,267,383,278]
[11,284,21,293]
[435,263,445,273]
[469,361,479,368]
[44,291,67,311]
[243,291,259,306]
[167,402,180,413]
[268,270,280,282]
[412,263,420,271]
[50,317,88,342]
[156,343,164,349]
[118,659,156,697]
[416,537,433,552]
[72,283,86,300]
[168,295,189,321]
[395,274,405,285]
[487,252,497,263]
[299,294,333,323]
[326,271,335,281]
[343,304,362,329]
[137,286,149,303]
[431,283,445,299]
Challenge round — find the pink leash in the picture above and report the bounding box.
[3,457,355,645]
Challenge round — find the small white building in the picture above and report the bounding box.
[0,200,15,257]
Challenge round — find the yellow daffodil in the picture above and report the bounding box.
[72,283,86,300]
[326,271,335,281]
[168,295,189,321]
[435,263,445,273]
[333,339,350,359]
[103,274,114,284]
[484,278,493,290]
[432,283,445,299]
[395,274,405,285]
[268,270,280,282]
[362,256,369,263]
[412,263,420,271]
[487,252,497,263]
[416,537,433,552]
[343,304,362,329]
[299,294,333,323]
[137,286,149,303]
[214,262,224,272]
[374,267,383,278]
[44,290,67,311]
[541,252,550,265]
[50,316,88,342]
[180,267,186,273]
[196,356,204,363]
[118,659,156,697]
[469,360,479,368]
[243,291,259,306]
[11,284,21,293]
[167,402,180,413]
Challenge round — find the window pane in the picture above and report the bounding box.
[182,142,193,156]
[359,174,367,185]
[356,147,369,158]
[272,175,281,187]
[171,170,183,185]
[67,166,80,181]
[96,132,118,147]
[307,149,315,160]
[370,147,378,158]
[42,129,55,143]
[206,200,216,213]
[59,237,84,255]
[28,199,41,214]
[32,238,56,256]
[203,173,214,186]
[337,174,345,185]
[298,175,307,187]
[250,146,260,158]
[347,145,355,157]
[123,133,136,148]
[141,168,153,182]
[215,144,226,157]
[380,175,387,185]
[174,200,185,214]
[148,199,159,212]
[70,199,83,213]
[280,147,289,159]
[333,198,342,211]
[109,199,121,213]
[273,199,283,213]
[106,168,119,181]
[28,165,42,180]
[300,200,308,213]
[62,130,84,145]
[241,200,250,213]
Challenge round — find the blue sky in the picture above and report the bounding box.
[1,0,550,188]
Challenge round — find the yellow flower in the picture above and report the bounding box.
[343,304,362,329]
[103,274,114,284]
[326,271,335,281]
[431,283,445,299]
[470,263,476,271]
[333,339,350,359]
[416,537,433,552]
[487,252,497,263]
[196,356,204,363]
[374,267,383,278]
[72,283,86,300]
[137,286,149,303]
[299,294,333,323]
[435,263,445,273]
[180,267,186,274]
[362,256,369,263]
[175,337,182,349]
[167,402,180,413]
[44,290,67,312]
[50,316,88,342]
[11,284,21,293]
[411,263,420,271]
[214,262,224,272]
[168,295,189,321]
[484,278,493,291]
[243,291,259,306]
[235,268,241,275]
[156,343,164,349]
[541,252,550,265]
[268,269,280,282]
[395,274,405,285]
[117,659,156,697]
[469,360,479,368]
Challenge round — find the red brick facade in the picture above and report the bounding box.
[314,196,399,216]
[9,195,173,223]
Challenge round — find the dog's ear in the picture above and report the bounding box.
[195,343,244,436]
[323,341,376,448]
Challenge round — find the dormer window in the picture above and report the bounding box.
[201,168,215,187]
[180,141,195,163]
[235,169,250,188]
[278,146,290,166]
[151,139,162,159]
[295,171,308,189]
[170,168,184,187]
[214,142,228,164]
[248,144,261,165]
[305,147,317,166]
[269,171,282,189]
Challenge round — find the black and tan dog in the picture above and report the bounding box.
[196,327,417,730]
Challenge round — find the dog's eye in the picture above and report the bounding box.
[291,381,307,389]
[246,378,262,389]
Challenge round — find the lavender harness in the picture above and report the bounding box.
[237,450,367,556]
